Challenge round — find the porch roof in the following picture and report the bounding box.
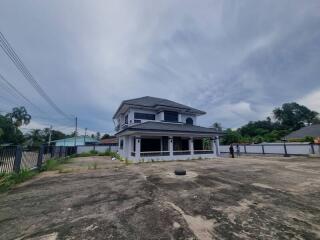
[116,121,223,136]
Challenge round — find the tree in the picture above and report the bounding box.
[101,133,111,139]
[273,102,319,130]
[25,129,45,147]
[211,122,222,132]
[221,129,242,145]
[0,108,27,144]
[96,132,101,140]
[42,128,66,142]
[5,106,31,128]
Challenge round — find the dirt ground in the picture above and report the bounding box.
[1,155,320,240]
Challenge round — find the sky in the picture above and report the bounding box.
[0,0,320,135]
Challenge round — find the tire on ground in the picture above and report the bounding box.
[174,169,186,175]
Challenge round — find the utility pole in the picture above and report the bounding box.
[84,127,87,143]
[74,117,78,146]
[48,125,52,145]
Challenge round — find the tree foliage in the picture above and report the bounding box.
[273,102,319,130]
[221,102,319,144]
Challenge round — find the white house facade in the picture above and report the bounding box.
[113,96,222,162]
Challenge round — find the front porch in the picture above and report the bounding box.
[119,135,220,162]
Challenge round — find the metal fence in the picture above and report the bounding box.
[220,143,320,156]
[0,145,77,174]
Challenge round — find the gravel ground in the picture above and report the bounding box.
[0,155,320,240]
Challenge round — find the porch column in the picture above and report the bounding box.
[168,137,173,156]
[127,136,133,157]
[214,136,220,156]
[189,138,194,155]
[135,137,141,159]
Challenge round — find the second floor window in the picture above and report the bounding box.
[164,111,178,122]
[125,115,128,124]
[134,112,155,120]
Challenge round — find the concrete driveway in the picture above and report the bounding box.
[0,156,320,240]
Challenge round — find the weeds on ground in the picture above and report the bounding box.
[41,157,73,171]
[88,162,98,170]
[0,169,37,193]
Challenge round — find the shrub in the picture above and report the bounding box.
[0,169,37,192]
[89,150,98,155]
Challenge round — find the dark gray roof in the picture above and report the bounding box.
[286,124,320,139]
[113,96,205,118]
[116,121,221,135]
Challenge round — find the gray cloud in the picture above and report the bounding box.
[0,0,320,133]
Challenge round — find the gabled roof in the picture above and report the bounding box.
[286,124,320,139]
[116,121,222,135]
[113,96,206,119]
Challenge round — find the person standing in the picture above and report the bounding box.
[229,144,235,158]
[236,144,240,157]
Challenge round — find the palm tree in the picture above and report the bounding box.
[5,106,31,128]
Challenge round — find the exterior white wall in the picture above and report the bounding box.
[219,143,319,155]
[77,145,118,154]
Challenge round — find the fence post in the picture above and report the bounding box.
[310,143,315,154]
[59,146,62,158]
[13,146,22,173]
[262,145,265,154]
[244,145,247,154]
[93,143,96,151]
[283,142,289,157]
[37,145,44,169]
[50,146,54,158]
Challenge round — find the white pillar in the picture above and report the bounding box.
[214,136,220,156]
[169,137,173,156]
[189,138,194,155]
[127,136,133,158]
[135,137,141,160]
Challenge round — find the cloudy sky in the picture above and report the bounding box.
[0,0,320,135]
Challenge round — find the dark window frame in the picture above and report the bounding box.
[134,112,156,120]
[186,117,193,125]
[164,111,179,122]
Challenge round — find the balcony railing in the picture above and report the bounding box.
[173,150,191,155]
[194,150,214,154]
[140,151,170,157]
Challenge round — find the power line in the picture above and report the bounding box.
[0,31,72,120]
[0,72,46,114]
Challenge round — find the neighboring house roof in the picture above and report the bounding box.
[286,124,320,139]
[113,96,206,118]
[116,121,222,135]
[100,138,118,144]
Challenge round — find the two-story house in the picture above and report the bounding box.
[113,96,222,162]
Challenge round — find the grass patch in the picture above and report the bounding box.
[0,169,37,193]
[41,157,73,171]
[88,162,98,170]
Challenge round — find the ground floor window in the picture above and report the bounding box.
[141,138,161,152]
[173,137,189,151]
